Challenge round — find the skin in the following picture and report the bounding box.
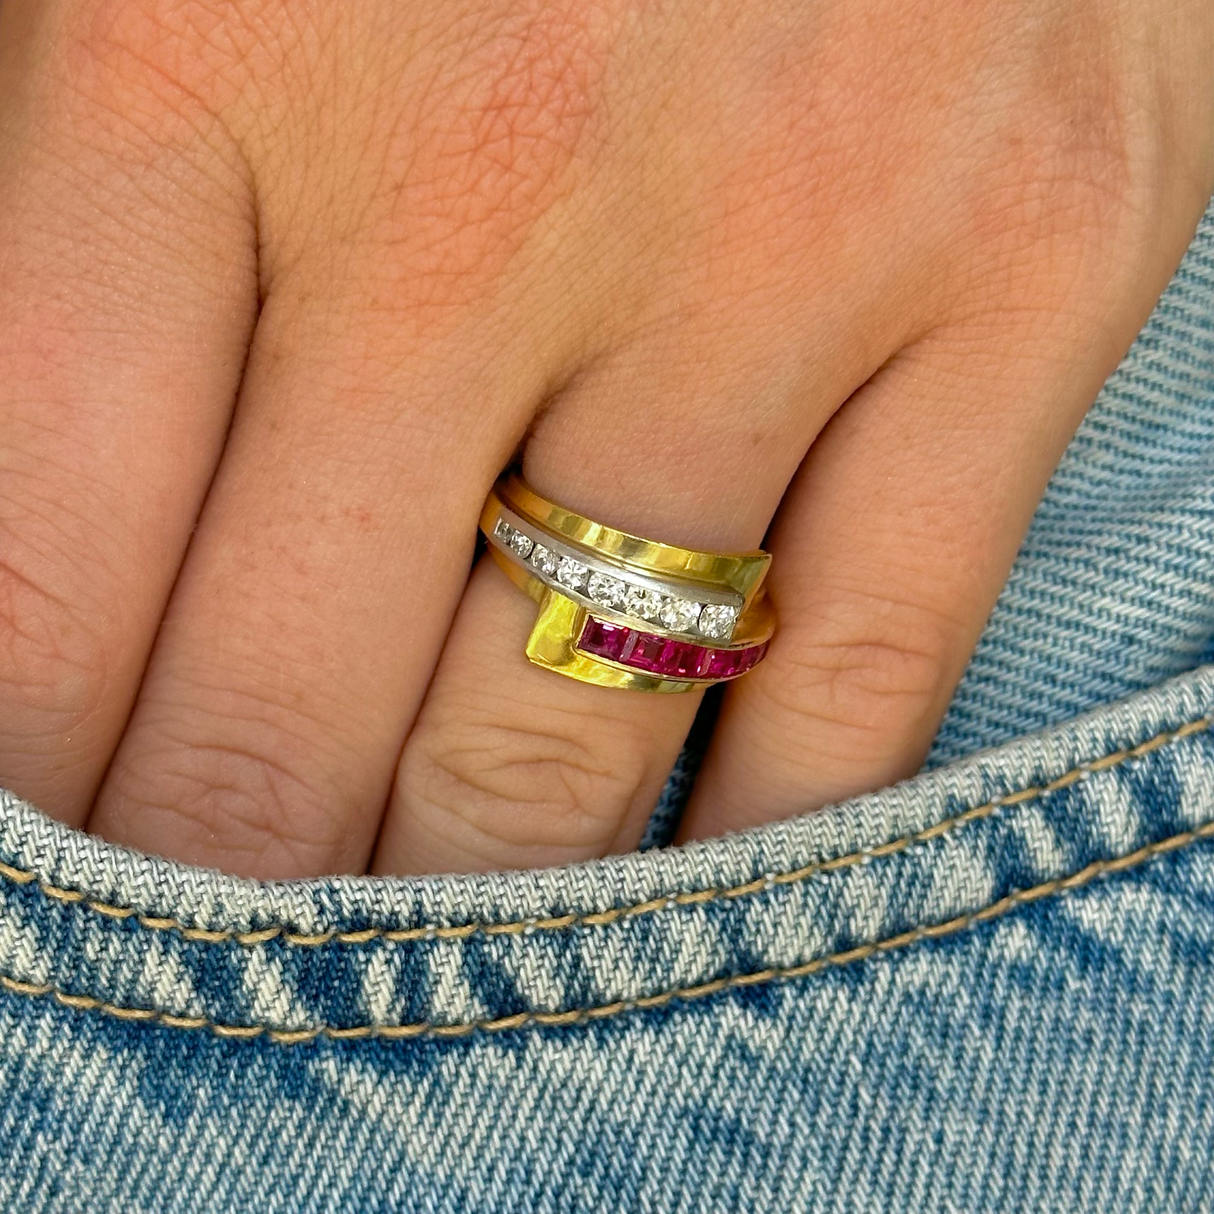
[0,0,1210,879]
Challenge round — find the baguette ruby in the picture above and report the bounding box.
[577,617,767,681]
[578,617,636,663]
[704,640,769,678]
[626,632,669,673]
[662,640,715,679]
[704,647,744,679]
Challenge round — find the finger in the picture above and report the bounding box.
[84,272,548,878]
[84,0,638,878]
[373,305,901,876]
[679,313,1156,840]
[0,2,257,822]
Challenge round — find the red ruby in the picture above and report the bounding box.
[704,647,745,679]
[703,640,770,678]
[578,618,635,663]
[626,632,669,673]
[740,640,770,672]
[658,640,714,678]
[580,619,768,681]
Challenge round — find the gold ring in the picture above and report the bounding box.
[479,474,775,693]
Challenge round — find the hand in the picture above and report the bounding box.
[0,0,1210,878]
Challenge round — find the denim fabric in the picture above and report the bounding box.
[1,666,1213,1212]
[0,205,1211,1213]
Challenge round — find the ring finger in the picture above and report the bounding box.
[373,294,910,875]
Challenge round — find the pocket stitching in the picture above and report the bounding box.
[0,715,1208,946]
[2,817,1211,1044]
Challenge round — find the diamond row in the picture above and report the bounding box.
[494,518,738,641]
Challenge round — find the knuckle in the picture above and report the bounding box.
[107,701,363,878]
[62,1,215,130]
[765,610,952,746]
[321,6,611,312]
[982,123,1137,259]
[415,8,605,212]
[969,24,1150,266]
[405,708,651,865]
[51,0,258,185]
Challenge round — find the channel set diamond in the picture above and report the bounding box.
[556,556,589,591]
[586,571,627,609]
[697,603,738,640]
[530,543,559,576]
[624,586,664,623]
[659,597,702,632]
[508,531,534,559]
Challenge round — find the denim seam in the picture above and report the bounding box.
[1,818,1212,1044]
[0,715,1209,946]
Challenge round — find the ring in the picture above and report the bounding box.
[479,473,775,693]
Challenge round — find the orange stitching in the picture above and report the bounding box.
[0,715,1209,949]
[3,818,1212,1044]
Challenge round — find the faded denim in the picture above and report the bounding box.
[0,200,1211,1212]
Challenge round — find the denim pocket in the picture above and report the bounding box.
[0,670,1211,1044]
[1,666,1213,1212]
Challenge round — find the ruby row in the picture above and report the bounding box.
[578,617,769,681]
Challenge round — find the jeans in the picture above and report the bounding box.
[0,197,1211,1214]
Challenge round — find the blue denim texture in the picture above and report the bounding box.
[0,203,1210,1212]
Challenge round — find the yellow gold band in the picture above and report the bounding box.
[479,474,775,693]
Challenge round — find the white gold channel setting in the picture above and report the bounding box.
[489,511,742,642]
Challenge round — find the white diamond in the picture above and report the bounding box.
[530,544,558,576]
[494,518,513,543]
[509,531,534,559]
[624,586,663,622]
[698,603,738,640]
[556,556,589,590]
[659,598,701,632]
[587,571,626,608]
